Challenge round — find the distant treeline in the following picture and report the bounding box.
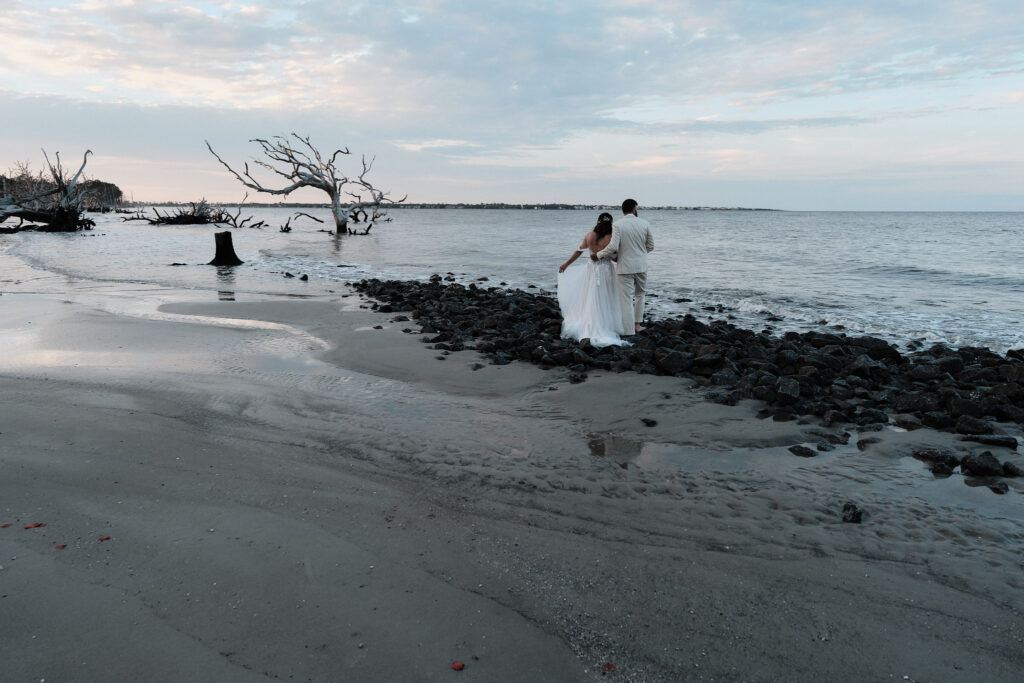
[141,201,779,211]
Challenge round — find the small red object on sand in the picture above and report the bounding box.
[24,522,46,529]
[1,523,11,528]
[99,535,111,542]
[603,662,617,672]
[55,544,66,550]
[451,661,465,671]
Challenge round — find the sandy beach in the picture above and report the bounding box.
[2,286,1023,682]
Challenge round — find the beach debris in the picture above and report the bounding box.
[603,662,617,672]
[1,523,11,528]
[207,135,405,236]
[24,522,46,529]
[842,502,863,523]
[54,544,66,550]
[122,200,258,227]
[207,231,244,267]
[641,418,658,427]
[788,445,816,458]
[1,150,97,232]
[451,661,465,671]
[960,451,1003,477]
[98,535,111,542]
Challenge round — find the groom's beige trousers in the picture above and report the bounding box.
[618,271,647,332]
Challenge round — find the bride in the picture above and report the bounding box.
[556,212,631,347]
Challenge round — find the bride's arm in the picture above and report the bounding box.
[559,235,590,273]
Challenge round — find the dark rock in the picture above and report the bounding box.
[857,437,882,451]
[822,409,851,427]
[816,441,835,452]
[947,397,984,419]
[856,408,889,425]
[961,451,1004,477]
[912,448,961,468]
[822,431,852,445]
[930,461,955,477]
[988,482,1009,495]
[653,347,691,374]
[934,355,965,375]
[842,502,863,523]
[959,434,1017,450]
[907,364,943,382]
[896,392,939,413]
[848,354,887,380]
[788,445,816,458]
[641,418,658,427]
[775,377,801,403]
[568,373,587,384]
[955,415,994,435]
[849,336,902,362]
[921,411,956,430]
[1003,461,1024,477]
[711,369,740,386]
[893,414,924,431]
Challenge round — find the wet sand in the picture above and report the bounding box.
[1,290,1023,681]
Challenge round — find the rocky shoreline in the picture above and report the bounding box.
[354,276,1022,466]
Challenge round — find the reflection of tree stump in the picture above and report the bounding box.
[208,231,244,266]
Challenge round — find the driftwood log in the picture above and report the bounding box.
[208,231,244,266]
[0,150,95,232]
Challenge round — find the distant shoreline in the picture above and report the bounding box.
[129,201,783,211]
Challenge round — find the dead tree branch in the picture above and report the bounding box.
[0,150,95,232]
[206,135,404,235]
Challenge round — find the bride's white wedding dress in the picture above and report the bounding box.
[557,250,631,347]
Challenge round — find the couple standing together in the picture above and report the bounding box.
[557,198,654,348]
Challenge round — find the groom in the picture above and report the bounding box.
[594,198,655,334]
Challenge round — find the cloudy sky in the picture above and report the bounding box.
[1,0,1022,209]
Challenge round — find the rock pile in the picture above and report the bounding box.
[354,277,1024,440]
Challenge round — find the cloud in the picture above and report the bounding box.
[392,139,483,152]
[0,1,1022,207]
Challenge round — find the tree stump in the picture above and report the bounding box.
[208,231,244,266]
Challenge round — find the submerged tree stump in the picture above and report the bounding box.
[208,231,244,266]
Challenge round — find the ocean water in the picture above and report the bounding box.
[2,208,1022,353]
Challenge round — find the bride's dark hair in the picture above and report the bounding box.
[593,212,613,238]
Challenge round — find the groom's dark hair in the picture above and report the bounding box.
[621,198,638,214]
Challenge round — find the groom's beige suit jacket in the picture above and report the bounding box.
[597,214,654,274]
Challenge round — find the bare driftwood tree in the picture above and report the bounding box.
[0,150,96,232]
[206,135,405,235]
